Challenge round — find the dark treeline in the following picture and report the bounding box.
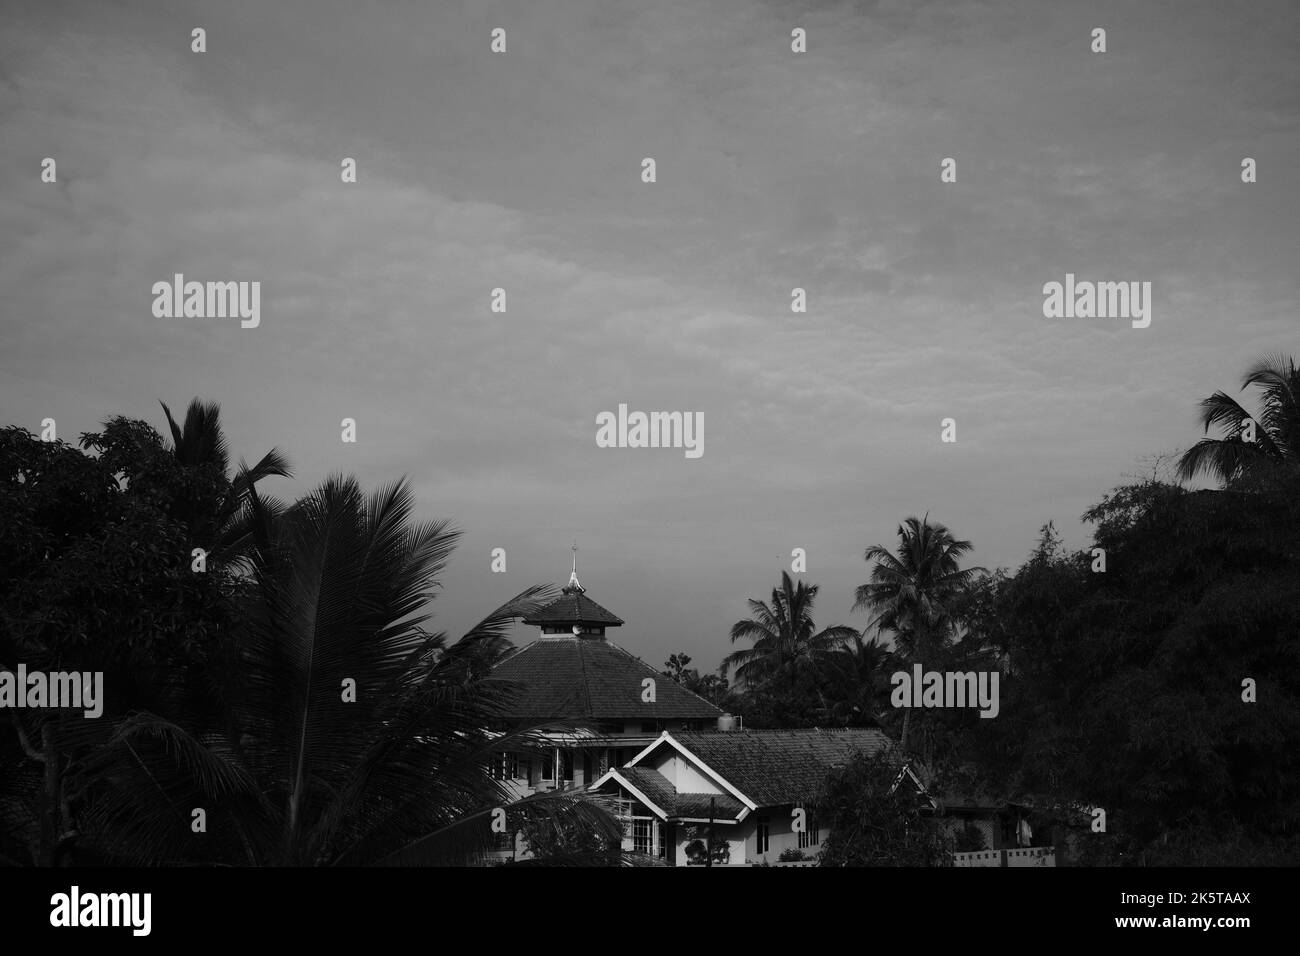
[0,402,619,867]
[664,353,1300,865]
[4,354,1298,866]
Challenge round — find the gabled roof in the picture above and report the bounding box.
[522,590,624,627]
[617,766,678,814]
[593,728,896,817]
[598,766,747,822]
[665,728,894,807]
[491,637,722,720]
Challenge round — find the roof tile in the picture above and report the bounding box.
[523,591,624,626]
[491,637,722,720]
[668,728,894,806]
[615,766,746,821]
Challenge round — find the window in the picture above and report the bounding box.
[756,816,770,855]
[640,720,658,734]
[633,819,652,855]
[582,751,594,783]
[506,752,519,779]
[561,750,574,781]
[541,751,554,780]
[798,812,819,849]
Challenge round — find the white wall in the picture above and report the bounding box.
[647,749,724,795]
[742,805,824,865]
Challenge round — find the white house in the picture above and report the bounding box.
[589,727,902,865]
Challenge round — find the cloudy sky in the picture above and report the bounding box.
[2,0,1297,674]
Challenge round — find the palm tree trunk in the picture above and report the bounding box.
[902,618,927,756]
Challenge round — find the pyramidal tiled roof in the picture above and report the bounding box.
[668,728,895,806]
[522,590,624,627]
[491,637,722,720]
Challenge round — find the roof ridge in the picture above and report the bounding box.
[494,640,534,667]
[606,641,723,713]
[576,636,594,717]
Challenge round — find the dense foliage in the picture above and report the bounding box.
[0,406,615,866]
[705,353,1300,865]
[0,418,248,865]
[815,750,952,867]
[958,473,1300,863]
[5,351,1298,866]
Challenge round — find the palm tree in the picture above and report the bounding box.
[724,571,858,691]
[159,398,291,565]
[822,633,894,726]
[1177,352,1300,486]
[855,515,983,754]
[70,474,621,865]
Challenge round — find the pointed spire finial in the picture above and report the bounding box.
[565,541,584,593]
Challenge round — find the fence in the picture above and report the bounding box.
[954,846,1055,867]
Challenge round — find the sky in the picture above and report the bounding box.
[1,0,1297,675]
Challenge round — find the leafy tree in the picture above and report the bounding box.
[510,795,626,865]
[692,673,730,706]
[957,472,1300,864]
[723,572,857,692]
[816,749,952,867]
[78,473,614,866]
[662,652,730,706]
[727,670,828,729]
[0,416,260,865]
[1,409,623,866]
[663,653,694,683]
[1177,352,1300,486]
